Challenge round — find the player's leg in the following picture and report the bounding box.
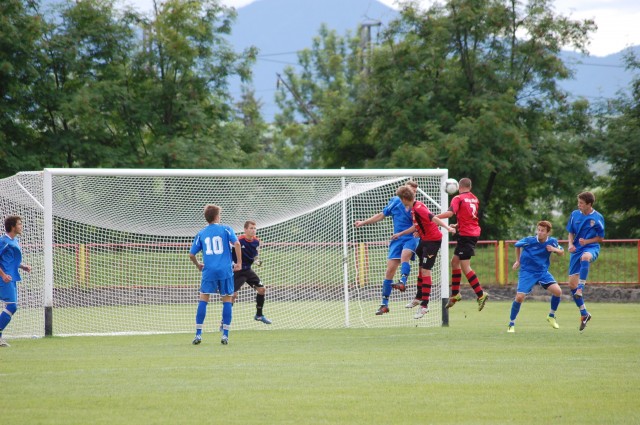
[407,241,425,307]
[0,301,17,347]
[508,292,526,332]
[232,271,246,304]
[414,241,439,319]
[394,237,418,290]
[414,269,432,319]
[576,249,598,297]
[568,253,590,329]
[445,253,463,309]
[457,237,488,310]
[220,278,234,344]
[577,250,597,330]
[242,270,271,324]
[378,242,402,315]
[406,276,422,308]
[543,280,562,329]
[193,291,211,345]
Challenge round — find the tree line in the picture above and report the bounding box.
[1,0,638,238]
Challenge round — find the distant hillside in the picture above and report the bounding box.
[41,0,640,120]
[227,0,397,120]
[229,0,638,120]
[559,47,640,102]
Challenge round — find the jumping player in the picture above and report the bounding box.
[436,178,489,311]
[508,220,564,333]
[393,186,455,319]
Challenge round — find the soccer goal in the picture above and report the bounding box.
[0,168,452,338]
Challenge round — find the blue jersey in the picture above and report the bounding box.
[514,235,562,273]
[0,234,23,303]
[383,196,414,233]
[0,234,23,283]
[565,209,605,252]
[190,223,238,280]
[232,235,260,270]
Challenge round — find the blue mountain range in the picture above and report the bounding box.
[228,0,639,121]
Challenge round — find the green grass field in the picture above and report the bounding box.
[2,301,640,425]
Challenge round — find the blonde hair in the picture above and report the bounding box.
[396,186,415,201]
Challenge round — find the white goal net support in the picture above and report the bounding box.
[0,169,452,338]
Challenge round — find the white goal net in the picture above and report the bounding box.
[0,169,451,338]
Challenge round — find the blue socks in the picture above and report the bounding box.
[510,300,521,322]
[0,303,17,337]
[195,300,233,338]
[400,262,411,284]
[571,288,588,315]
[381,279,393,306]
[221,301,233,337]
[550,295,561,314]
[195,300,207,336]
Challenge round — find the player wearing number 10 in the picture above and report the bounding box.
[189,205,242,345]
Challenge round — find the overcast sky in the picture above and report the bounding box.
[124,0,640,57]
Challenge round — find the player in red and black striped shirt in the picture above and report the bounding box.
[436,178,489,312]
[393,186,455,319]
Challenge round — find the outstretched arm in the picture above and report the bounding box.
[355,212,385,228]
[432,216,455,233]
[436,210,454,220]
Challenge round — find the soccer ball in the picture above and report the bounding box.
[444,178,459,195]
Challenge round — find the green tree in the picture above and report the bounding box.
[30,0,141,168]
[590,51,640,238]
[129,0,257,168]
[0,0,44,176]
[275,0,597,238]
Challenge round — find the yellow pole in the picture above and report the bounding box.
[358,242,367,287]
[78,244,86,287]
[498,240,505,285]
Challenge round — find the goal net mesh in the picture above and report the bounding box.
[0,170,448,337]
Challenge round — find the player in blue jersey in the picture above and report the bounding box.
[189,205,242,345]
[566,191,605,332]
[355,181,419,315]
[0,216,32,347]
[508,220,564,333]
[232,220,272,325]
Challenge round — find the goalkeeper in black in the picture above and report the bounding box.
[232,220,272,324]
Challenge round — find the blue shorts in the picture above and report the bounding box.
[517,270,557,294]
[0,281,18,303]
[200,278,234,296]
[568,247,600,276]
[388,236,418,260]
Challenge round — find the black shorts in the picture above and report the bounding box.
[454,236,478,260]
[417,240,441,270]
[233,269,263,292]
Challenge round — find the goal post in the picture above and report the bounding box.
[0,168,451,338]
